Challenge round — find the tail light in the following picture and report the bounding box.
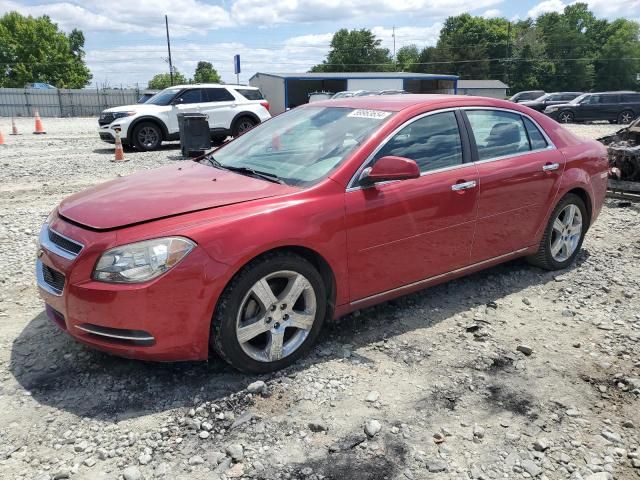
[260,101,270,112]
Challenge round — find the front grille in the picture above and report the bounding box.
[48,228,83,255]
[99,132,115,142]
[42,264,65,294]
[98,113,115,126]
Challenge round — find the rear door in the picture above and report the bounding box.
[599,94,621,121]
[463,109,564,262]
[199,88,238,131]
[344,110,479,300]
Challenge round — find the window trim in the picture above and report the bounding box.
[460,107,556,166]
[346,107,468,190]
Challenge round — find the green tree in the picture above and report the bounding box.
[310,29,392,72]
[396,45,420,71]
[193,61,221,83]
[594,19,640,91]
[0,11,92,88]
[147,70,188,90]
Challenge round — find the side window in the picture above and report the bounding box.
[235,88,264,100]
[523,117,548,150]
[622,93,640,102]
[373,111,463,173]
[176,89,202,104]
[466,110,531,161]
[203,88,235,102]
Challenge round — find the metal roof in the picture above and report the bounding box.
[457,80,509,89]
[250,72,458,81]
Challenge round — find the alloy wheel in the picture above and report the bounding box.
[620,112,634,124]
[235,270,317,363]
[559,112,573,123]
[237,120,255,135]
[138,126,159,148]
[550,204,583,262]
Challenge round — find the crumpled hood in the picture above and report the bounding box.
[58,162,296,230]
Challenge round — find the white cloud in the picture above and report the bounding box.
[527,0,566,18]
[482,8,502,18]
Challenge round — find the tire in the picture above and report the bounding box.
[617,110,635,125]
[132,121,163,151]
[527,193,588,270]
[558,111,574,123]
[232,116,257,137]
[211,251,327,373]
[211,134,228,146]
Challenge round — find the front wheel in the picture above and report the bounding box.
[558,111,574,123]
[132,121,162,151]
[527,193,587,270]
[211,252,326,373]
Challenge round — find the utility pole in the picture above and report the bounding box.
[165,15,174,86]
[504,21,511,86]
[392,26,397,71]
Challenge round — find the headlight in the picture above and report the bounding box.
[112,111,136,120]
[93,237,195,283]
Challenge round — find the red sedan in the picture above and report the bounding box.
[36,95,609,372]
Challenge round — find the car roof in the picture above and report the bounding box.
[170,84,258,89]
[308,94,514,112]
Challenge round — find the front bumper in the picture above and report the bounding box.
[543,110,561,120]
[36,215,227,361]
[98,123,129,144]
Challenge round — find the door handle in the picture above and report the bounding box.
[451,180,477,191]
[543,163,560,172]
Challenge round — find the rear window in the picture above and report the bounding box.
[235,88,264,100]
[203,88,235,102]
[621,93,640,102]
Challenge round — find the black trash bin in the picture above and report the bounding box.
[177,113,211,157]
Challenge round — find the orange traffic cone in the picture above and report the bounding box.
[0,129,5,145]
[112,129,127,162]
[10,117,20,135]
[33,110,46,134]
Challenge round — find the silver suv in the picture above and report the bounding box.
[98,84,271,151]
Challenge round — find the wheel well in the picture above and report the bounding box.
[567,187,592,223]
[232,112,260,130]
[223,246,337,321]
[129,117,168,141]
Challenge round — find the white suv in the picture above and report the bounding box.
[98,84,271,151]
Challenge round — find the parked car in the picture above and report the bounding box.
[308,91,334,103]
[38,95,608,372]
[25,82,56,89]
[519,92,583,112]
[331,90,376,99]
[98,84,271,151]
[137,90,159,103]
[378,89,408,95]
[544,91,640,124]
[509,90,545,103]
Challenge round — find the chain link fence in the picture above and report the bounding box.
[0,88,142,117]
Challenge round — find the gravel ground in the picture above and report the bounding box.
[0,117,638,480]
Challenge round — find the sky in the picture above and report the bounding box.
[0,0,635,88]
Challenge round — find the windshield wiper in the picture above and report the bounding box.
[223,165,286,184]
[199,155,285,184]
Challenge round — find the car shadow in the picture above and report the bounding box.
[91,144,181,155]
[9,250,590,421]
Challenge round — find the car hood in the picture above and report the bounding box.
[545,103,574,109]
[103,104,164,114]
[520,101,543,107]
[58,163,296,230]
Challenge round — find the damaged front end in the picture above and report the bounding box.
[598,117,640,182]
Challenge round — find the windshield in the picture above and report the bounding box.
[146,88,181,105]
[570,94,589,104]
[208,106,394,187]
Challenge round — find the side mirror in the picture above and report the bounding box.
[359,156,420,185]
[172,97,184,105]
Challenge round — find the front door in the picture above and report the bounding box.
[345,110,479,301]
[167,88,203,134]
[463,109,564,262]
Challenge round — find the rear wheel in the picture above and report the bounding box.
[211,252,326,373]
[232,116,257,137]
[617,110,635,125]
[527,193,587,270]
[132,122,162,151]
[558,111,574,123]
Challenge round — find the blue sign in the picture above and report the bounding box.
[234,55,241,75]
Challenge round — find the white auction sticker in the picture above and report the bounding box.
[347,109,392,119]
